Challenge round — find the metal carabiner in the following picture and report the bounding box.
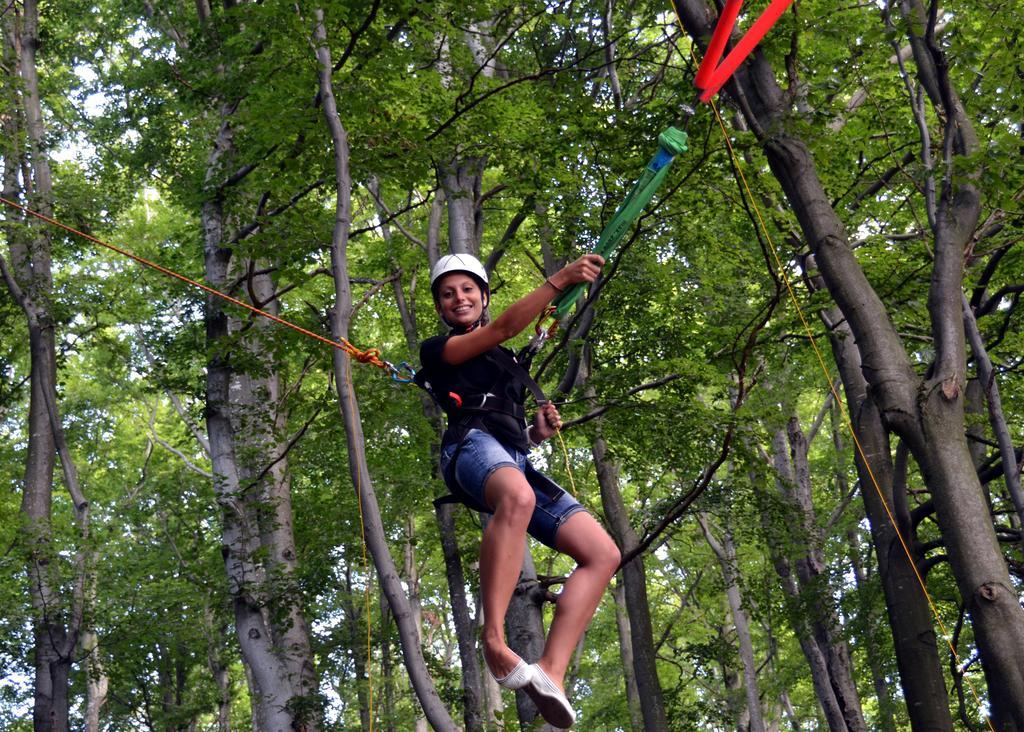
[388,361,417,383]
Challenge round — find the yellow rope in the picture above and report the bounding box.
[554,428,578,497]
[669,5,993,726]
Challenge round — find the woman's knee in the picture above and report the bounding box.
[573,526,620,576]
[592,535,622,576]
[485,468,535,519]
[563,519,621,576]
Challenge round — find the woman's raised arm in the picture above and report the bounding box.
[441,254,604,365]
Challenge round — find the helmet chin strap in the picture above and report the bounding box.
[449,319,483,334]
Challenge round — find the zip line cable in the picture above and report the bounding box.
[668,2,995,726]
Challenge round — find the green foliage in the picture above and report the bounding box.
[4,0,1023,727]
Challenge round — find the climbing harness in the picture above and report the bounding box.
[414,343,548,429]
[415,342,563,510]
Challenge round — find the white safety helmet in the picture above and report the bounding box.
[430,253,489,301]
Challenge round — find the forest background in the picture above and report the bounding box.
[2,0,1023,729]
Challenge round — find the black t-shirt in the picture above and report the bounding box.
[419,334,529,450]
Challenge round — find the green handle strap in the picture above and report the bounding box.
[551,127,688,319]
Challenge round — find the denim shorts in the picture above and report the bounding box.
[440,429,587,549]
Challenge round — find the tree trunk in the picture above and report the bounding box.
[82,587,109,732]
[962,293,1024,553]
[765,421,866,731]
[379,594,397,732]
[236,268,320,711]
[610,581,644,732]
[340,567,372,732]
[825,313,954,729]
[671,0,1024,722]
[201,113,312,732]
[435,502,486,732]
[697,513,767,732]
[832,415,897,732]
[438,156,485,257]
[203,600,233,732]
[314,11,458,730]
[2,3,88,728]
[592,420,670,732]
[204,221,303,732]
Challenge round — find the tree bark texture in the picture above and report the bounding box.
[697,513,767,732]
[765,424,866,731]
[314,10,458,730]
[592,426,670,732]
[201,106,318,732]
[671,0,1024,722]
[82,605,109,731]
[962,293,1024,554]
[435,503,486,732]
[610,581,644,732]
[2,3,87,727]
[204,201,309,732]
[235,268,321,714]
[832,418,898,732]
[826,314,954,729]
[438,156,484,256]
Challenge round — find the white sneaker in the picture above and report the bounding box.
[487,656,532,690]
[525,663,575,728]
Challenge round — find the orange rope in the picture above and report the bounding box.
[668,6,994,724]
[0,194,391,370]
[2,191,386,723]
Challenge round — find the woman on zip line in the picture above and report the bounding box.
[418,252,620,728]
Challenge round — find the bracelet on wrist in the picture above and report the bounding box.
[527,424,541,447]
[545,278,564,294]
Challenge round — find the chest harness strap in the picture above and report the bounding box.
[415,348,558,511]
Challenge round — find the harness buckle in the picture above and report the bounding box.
[461,392,497,410]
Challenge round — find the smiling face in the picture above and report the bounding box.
[435,272,488,329]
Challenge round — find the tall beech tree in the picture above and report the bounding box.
[1,2,92,726]
[672,0,1024,724]
[314,8,457,729]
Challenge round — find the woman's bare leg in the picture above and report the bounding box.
[480,466,536,677]
[536,511,621,689]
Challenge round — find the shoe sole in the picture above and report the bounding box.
[525,664,575,728]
